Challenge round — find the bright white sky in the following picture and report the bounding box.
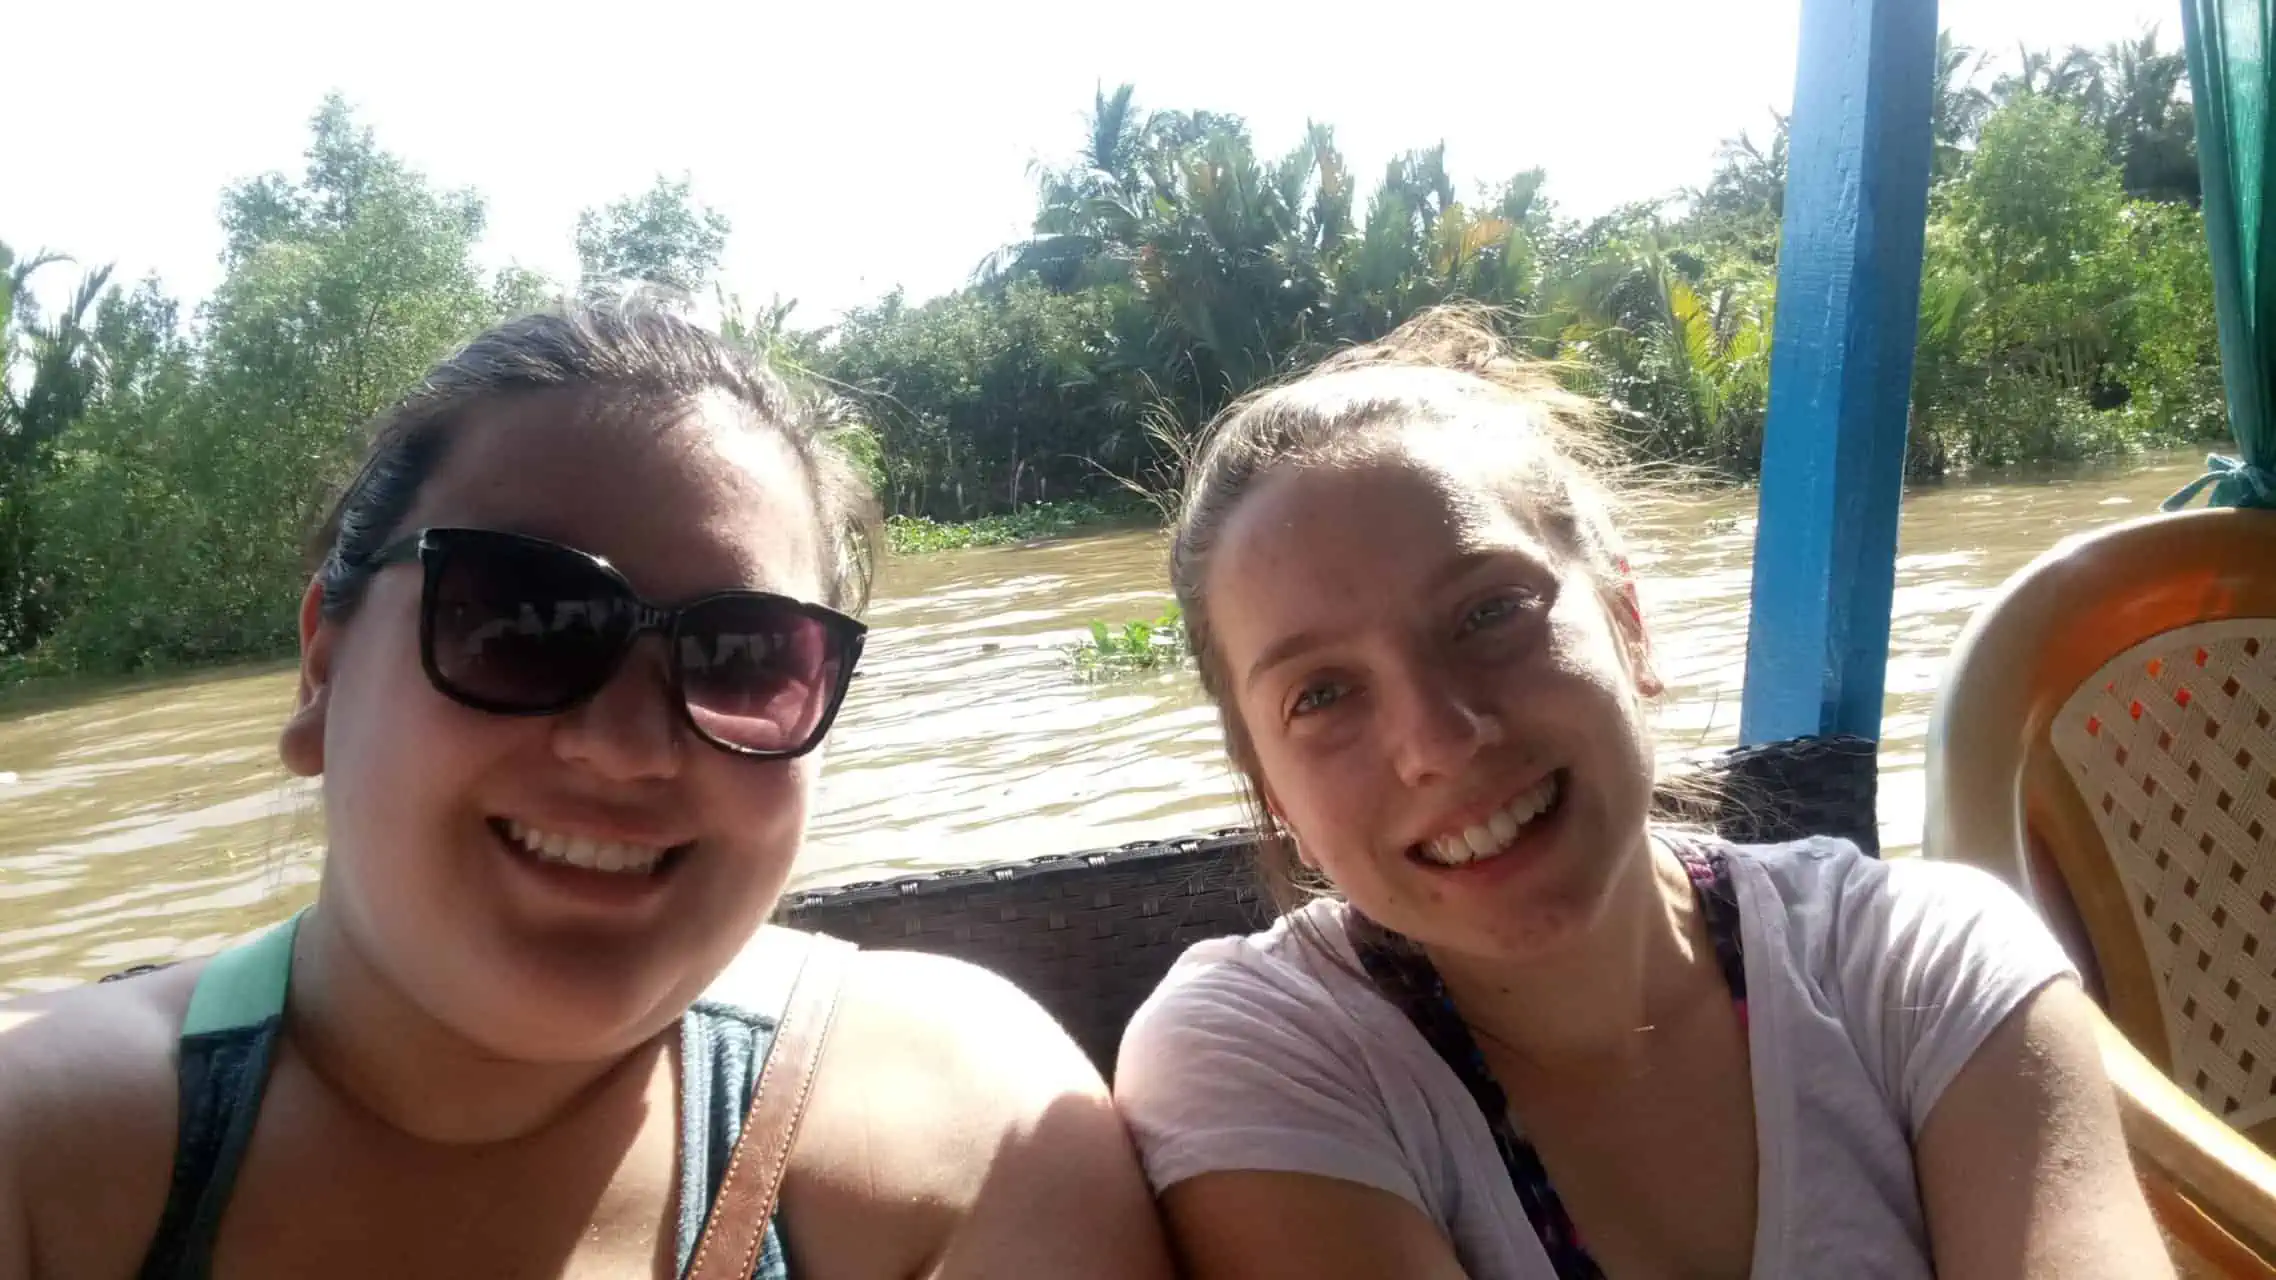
[10,0,2178,326]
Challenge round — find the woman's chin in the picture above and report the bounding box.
[1388,803,1636,959]
[443,992,676,1066]
[403,941,698,1065]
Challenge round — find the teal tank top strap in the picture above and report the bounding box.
[179,912,300,1035]
[137,911,304,1280]
[675,1000,797,1280]
[134,913,796,1280]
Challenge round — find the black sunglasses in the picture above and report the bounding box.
[362,527,866,759]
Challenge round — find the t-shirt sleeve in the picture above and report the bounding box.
[1112,952,1428,1207]
[1827,853,2080,1136]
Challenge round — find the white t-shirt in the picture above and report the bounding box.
[1114,838,2076,1279]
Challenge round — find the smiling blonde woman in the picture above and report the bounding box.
[1114,309,2170,1280]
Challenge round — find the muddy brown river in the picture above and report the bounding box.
[0,449,2216,993]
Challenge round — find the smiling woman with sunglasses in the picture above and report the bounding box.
[0,306,1174,1280]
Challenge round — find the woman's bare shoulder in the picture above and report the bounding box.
[709,929,1107,1108]
[1,962,196,1126]
[788,946,1174,1279]
[806,947,1115,1158]
[0,964,200,1278]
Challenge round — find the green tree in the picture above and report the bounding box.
[1685,117,1787,262]
[1546,235,1774,469]
[1993,44,2102,104]
[2091,30,2198,204]
[2120,201,2223,435]
[575,175,731,303]
[1932,33,1995,180]
[1932,96,2142,466]
[817,281,1142,517]
[19,281,202,671]
[1988,34,2197,204]
[994,90,1542,438]
[491,263,563,317]
[1,244,113,653]
[26,95,511,672]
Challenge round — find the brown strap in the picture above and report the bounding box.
[685,932,857,1280]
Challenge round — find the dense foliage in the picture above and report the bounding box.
[811,30,2221,517]
[0,30,2231,681]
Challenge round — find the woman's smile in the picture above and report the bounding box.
[1409,769,1566,868]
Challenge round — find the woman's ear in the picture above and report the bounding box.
[278,578,334,778]
[1260,784,1318,871]
[1610,561,1663,699]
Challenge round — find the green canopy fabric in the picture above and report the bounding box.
[2173,0,2276,510]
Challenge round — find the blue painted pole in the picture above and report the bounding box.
[1738,0,1939,746]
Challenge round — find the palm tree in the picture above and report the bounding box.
[1132,124,1309,385]
[1932,32,1994,178]
[1,241,114,654]
[1080,83,1148,198]
[2099,29,2198,202]
[1,243,112,466]
[1273,121,1355,263]
[981,84,1156,291]
[1691,119,1787,220]
[1994,44,2102,104]
[715,289,800,365]
[987,89,1543,422]
[1542,239,1773,467]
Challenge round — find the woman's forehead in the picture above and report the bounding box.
[1206,454,1551,653]
[407,390,824,599]
[1220,452,1535,571]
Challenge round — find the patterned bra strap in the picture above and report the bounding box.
[1349,840,1749,1280]
[1348,918,1607,1279]
[1675,843,1750,1006]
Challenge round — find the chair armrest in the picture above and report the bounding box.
[2094,1014,2276,1272]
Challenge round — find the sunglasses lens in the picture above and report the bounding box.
[675,597,847,754]
[425,535,631,711]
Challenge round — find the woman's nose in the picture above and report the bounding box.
[1385,661,1504,789]
[552,637,683,781]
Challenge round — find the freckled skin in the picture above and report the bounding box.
[1204,450,1660,964]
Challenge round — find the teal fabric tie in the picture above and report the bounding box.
[2162,451,2276,510]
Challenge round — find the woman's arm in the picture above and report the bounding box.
[0,978,188,1280]
[0,1089,29,1280]
[1915,979,2173,1279]
[784,949,1174,1280]
[922,1000,1174,1280]
[1159,1170,1471,1280]
[1109,932,1479,1280]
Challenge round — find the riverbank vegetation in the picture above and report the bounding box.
[884,499,1141,555]
[0,29,2226,683]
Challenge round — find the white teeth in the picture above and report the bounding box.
[1418,774,1562,867]
[502,821,667,875]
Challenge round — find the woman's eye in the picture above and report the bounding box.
[1290,680,1348,718]
[1461,591,1534,633]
